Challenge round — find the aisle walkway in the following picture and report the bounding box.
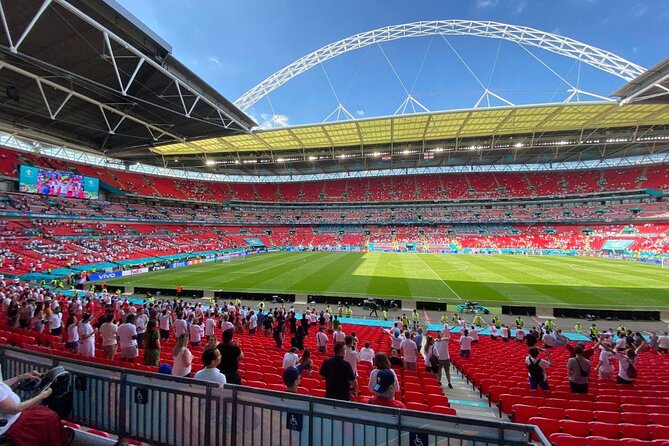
[441,364,504,420]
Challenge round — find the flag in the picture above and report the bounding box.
[424,152,434,160]
[382,154,392,161]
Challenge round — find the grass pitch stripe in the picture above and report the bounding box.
[414,253,463,301]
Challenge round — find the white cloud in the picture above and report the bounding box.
[356,109,365,116]
[256,113,289,129]
[630,3,649,17]
[513,0,528,14]
[207,56,221,66]
[475,0,498,8]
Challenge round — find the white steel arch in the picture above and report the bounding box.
[235,20,645,111]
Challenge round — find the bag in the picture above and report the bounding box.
[12,366,72,418]
[429,354,439,367]
[527,358,544,381]
[627,362,637,379]
[576,358,590,377]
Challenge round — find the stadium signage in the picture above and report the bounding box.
[88,271,122,281]
[121,267,149,277]
[170,261,188,269]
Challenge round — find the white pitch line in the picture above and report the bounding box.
[414,254,464,301]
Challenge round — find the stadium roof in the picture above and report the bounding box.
[0,0,255,155]
[615,57,669,105]
[152,102,669,156]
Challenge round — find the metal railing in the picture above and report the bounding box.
[0,347,550,446]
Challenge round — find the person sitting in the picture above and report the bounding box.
[283,366,302,393]
[0,370,73,446]
[367,369,406,409]
[194,348,227,387]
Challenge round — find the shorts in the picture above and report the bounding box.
[317,346,326,353]
[426,365,438,374]
[460,350,470,358]
[502,337,509,342]
[65,341,79,349]
[569,381,588,394]
[529,377,550,391]
[599,370,613,379]
[120,346,138,359]
[160,329,170,340]
[438,359,451,369]
[103,344,117,358]
[616,376,634,385]
[405,362,417,371]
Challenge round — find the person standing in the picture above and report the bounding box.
[99,313,118,360]
[567,344,591,393]
[400,331,418,370]
[135,311,148,348]
[117,314,139,362]
[359,342,375,364]
[217,329,244,384]
[459,330,473,358]
[526,347,551,391]
[434,333,453,388]
[194,349,226,387]
[77,313,95,358]
[158,309,171,341]
[316,326,329,353]
[143,319,161,366]
[343,336,361,377]
[319,342,357,401]
[172,333,193,378]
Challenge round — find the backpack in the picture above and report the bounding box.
[527,358,544,381]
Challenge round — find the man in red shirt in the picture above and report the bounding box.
[368,369,406,409]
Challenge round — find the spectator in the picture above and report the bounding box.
[368,369,406,409]
[173,312,187,338]
[118,314,139,362]
[77,313,95,358]
[282,347,299,369]
[135,311,148,348]
[273,319,285,348]
[283,366,301,393]
[316,326,328,353]
[344,335,361,377]
[99,313,118,360]
[515,328,526,343]
[423,335,439,377]
[189,317,204,347]
[333,326,346,344]
[459,330,473,358]
[64,316,78,353]
[368,353,400,394]
[248,310,257,334]
[542,330,556,349]
[526,347,551,391]
[0,370,73,446]
[359,341,375,364]
[143,319,161,366]
[567,344,591,393]
[298,349,313,372]
[158,309,171,341]
[49,307,62,336]
[292,325,305,350]
[500,324,510,342]
[400,331,418,370]
[434,333,453,389]
[319,342,357,401]
[172,333,193,378]
[613,342,645,385]
[389,349,404,368]
[598,342,615,380]
[217,329,244,384]
[194,348,226,386]
[659,331,669,354]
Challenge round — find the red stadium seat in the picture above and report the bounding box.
[512,404,538,424]
[550,433,586,446]
[651,425,669,440]
[619,424,652,441]
[559,420,590,437]
[589,422,621,439]
[431,406,456,416]
[594,412,623,424]
[530,417,561,437]
[565,409,595,422]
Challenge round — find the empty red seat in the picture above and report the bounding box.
[566,409,595,422]
[594,411,623,424]
[560,420,590,437]
[530,417,561,437]
[593,402,619,412]
[405,402,429,411]
[589,422,621,439]
[499,394,523,414]
[650,414,669,426]
[539,406,565,420]
[549,433,585,446]
[587,437,623,446]
[431,405,456,416]
[404,391,426,404]
[624,413,651,425]
[426,394,449,407]
[651,425,669,440]
[619,424,652,441]
[513,404,537,424]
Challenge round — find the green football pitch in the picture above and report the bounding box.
[103,252,669,310]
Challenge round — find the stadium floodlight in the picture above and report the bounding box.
[513,143,524,148]
[206,159,216,166]
[308,156,317,161]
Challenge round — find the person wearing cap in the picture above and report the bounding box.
[284,366,302,393]
[77,313,95,358]
[368,369,406,409]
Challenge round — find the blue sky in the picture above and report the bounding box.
[117,0,668,126]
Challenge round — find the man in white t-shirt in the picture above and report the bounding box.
[658,331,669,354]
[343,335,361,377]
[248,311,258,333]
[135,312,148,348]
[359,342,375,364]
[282,347,300,369]
[117,314,138,361]
[434,335,453,388]
[515,328,526,343]
[220,314,234,333]
[204,312,216,338]
[158,310,171,341]
[172,313,187,338]
[189,320,204,346]
[316,326,329,353]
[542,331,556,349]
[194,349,227,387]
[459,330,473,358]
[333,326,346,344]
[400,331,418,370]
[49,309,63,336]
[99,314,118,359]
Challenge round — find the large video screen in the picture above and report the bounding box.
[19,165,99,200]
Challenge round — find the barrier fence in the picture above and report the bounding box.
[0,347,549,446]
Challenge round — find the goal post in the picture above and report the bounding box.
[662,257,669,269]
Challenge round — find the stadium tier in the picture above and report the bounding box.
[2,147,668,203]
